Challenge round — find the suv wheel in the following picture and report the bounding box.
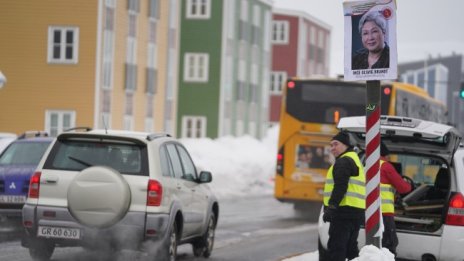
[167,221,178,261]
[29,239,55,261]
[192,212,216,258]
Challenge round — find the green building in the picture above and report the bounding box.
[177,0,273,139]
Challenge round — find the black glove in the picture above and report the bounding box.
[323,205,336,223]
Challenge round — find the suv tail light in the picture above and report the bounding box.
[276,147,284,176]
[28,172,41,198]
[446,192,464,226]
[147,179,162,206]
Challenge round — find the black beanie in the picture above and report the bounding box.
[332,131,351,147]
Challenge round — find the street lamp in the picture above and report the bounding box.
[0,71,6,89]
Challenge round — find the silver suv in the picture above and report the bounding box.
[22,129,219,261]
[318,116,464,261]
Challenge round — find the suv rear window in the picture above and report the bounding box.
[44,139,148,175]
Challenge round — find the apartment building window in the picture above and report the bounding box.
[236,81,247,101]
[184,53,209,82]
[182,116,206,138]
[317,30,325,64]
[263,10,271,52]
[103,3,115,89]
[100,112,111,129]
[45,110,75,137]
[47,26,79,64]
[125,63,137,91]
[145,118,154,133]
[124,115,134,131]
[125,12,138,91]
[186,0,211,19]
[270,71,287,94]
[272,21,289,44]
[146,67,157,94]
[127,0,140,12]
[102,89,111,113]
[149,0,159,18]
[146,96,154,118]
[146,19,158,94]
[238,0,249,42]
[251,5,261,46]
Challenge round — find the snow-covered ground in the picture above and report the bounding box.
[281,246,395,261]
[180,126,395,261]
[180,125,279,199]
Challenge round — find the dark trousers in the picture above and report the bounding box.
[328,217,362,261]
[382,215,398,256]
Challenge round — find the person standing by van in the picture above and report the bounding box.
[380,142,412,255]
[322,131,366,261]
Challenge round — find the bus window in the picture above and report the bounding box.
[296,144,334,170]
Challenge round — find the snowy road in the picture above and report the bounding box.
[0,195,319,261]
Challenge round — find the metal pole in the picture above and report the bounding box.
[365,80,381,247]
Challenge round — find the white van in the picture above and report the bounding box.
[318,116,463,261]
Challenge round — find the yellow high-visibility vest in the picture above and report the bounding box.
[323,151,365,209]
[380,160,395,214]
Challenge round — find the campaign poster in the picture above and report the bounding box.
[343,0,397,81]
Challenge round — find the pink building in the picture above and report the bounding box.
[270,9,331,125]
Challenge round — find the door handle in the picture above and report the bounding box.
[43,175,59,184]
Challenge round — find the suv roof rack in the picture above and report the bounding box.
[146,133,171,141]
[64,127,93,132]
[18,131,49,139]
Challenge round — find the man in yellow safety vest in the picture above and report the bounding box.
[322,131,365,261]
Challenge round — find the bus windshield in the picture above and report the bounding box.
[286,81,367,123]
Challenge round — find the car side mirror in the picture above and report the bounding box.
[198,171,212,183]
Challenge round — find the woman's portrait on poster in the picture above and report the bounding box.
[352,10,390,70]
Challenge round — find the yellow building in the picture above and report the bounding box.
[0,0,179,137]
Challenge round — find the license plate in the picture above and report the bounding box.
[37,226,81,240]
[0,195,26,204]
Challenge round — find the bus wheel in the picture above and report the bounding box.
[293,202,322,222]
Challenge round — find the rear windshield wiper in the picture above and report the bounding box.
[68,156,93,167]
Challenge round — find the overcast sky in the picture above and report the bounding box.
[273,0,464,77]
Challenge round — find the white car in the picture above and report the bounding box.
[318,115,463,261]
[22,129,219,261]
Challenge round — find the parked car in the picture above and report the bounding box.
[22,128,219,261]
[0,131,52,233]
[318,115,463,261]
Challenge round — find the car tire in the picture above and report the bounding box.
[318,237,329,261]
[165,220,178,261]
[67,166,131,228]
[192,212,216,258]
[294,201,322,222]
[28,239,55,261]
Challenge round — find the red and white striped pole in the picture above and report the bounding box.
[365,80,381,247]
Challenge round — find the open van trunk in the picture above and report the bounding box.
[393,159,450,234]
[337,116,462,235]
